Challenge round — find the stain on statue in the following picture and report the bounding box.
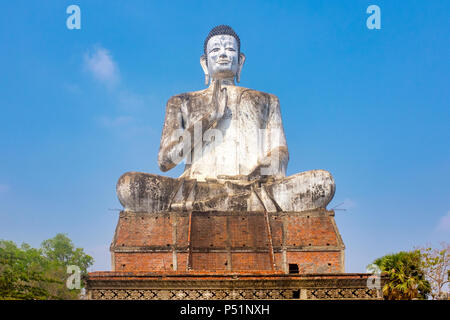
[117,25,335,213]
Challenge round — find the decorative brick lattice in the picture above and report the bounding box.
[308,288,379,300]
[90,288,378,300]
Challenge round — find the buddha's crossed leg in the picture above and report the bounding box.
[117,170,335,213]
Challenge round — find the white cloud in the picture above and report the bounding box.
[0,184,9,193]
[82,46,158,137]
[84,46,120,86]
[437,211,450,232]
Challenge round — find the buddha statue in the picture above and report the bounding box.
[117,25,335,213]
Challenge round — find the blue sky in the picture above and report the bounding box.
[0,0,449,273]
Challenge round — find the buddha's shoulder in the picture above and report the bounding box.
[166,86,279,104]
[166,88,209,104]
[231,86,279,101]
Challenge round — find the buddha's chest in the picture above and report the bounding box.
[186,90,271,128]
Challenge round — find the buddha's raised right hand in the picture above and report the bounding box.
[210,79,228,123]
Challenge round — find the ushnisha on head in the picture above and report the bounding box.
[200,25,246,86]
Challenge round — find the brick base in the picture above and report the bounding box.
[110,209,345,273]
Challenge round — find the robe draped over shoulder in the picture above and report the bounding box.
[158,85,289,181]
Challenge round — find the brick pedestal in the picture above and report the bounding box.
[86,209,385,300]
[110,209,345,274]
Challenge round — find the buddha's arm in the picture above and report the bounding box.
[248,95,289,178]
[158,85,226,172]
[158,96,185,172]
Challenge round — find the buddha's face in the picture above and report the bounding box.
[206,35,239,80]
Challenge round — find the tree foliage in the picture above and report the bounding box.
[0,234,93,300]
[41,233,93,276]
[372,250,431,300]
[418,242,449,300]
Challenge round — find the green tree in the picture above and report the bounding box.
[41,233,93,276]
[0,241,59,299]
[0,234,94,300]
[371,250,431,300]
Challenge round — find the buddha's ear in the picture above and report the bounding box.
[200,54,209,86]
[237,52,246,83]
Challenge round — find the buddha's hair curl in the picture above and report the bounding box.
[203,25,240,63]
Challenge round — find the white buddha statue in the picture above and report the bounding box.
[117,25,335,213]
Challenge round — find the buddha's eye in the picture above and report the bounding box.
[226,47,236,52]
[210,48,220,53]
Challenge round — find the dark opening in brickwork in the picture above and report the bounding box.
[289,264,299,274]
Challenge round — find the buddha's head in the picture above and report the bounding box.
[200,25,246,85]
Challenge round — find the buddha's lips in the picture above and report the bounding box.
[217,60,231,64]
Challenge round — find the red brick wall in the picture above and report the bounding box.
[284,215,339,247]
[286,251,342,273]
[114,252,174,271]
[111,210,345,273]
[191,252,228,270]
[231,253,273,271]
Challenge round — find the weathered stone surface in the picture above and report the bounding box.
[117,170,335,213]
[157,83,289,180]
